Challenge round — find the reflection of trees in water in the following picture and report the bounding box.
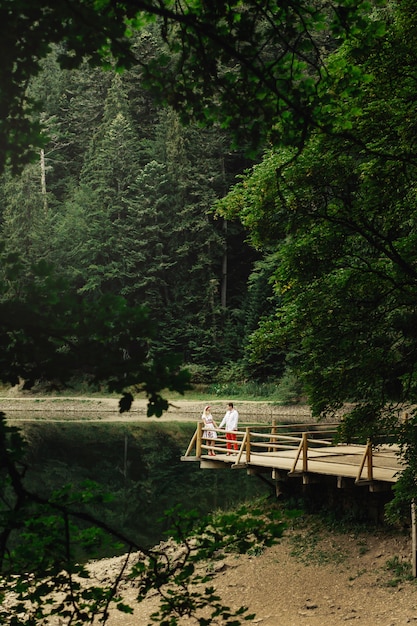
[20,420,270,551]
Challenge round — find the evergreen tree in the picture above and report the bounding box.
[72,74,142,295]
[0,160,55,294]
[122,159,179,308]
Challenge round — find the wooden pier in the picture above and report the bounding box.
[181,422,403,490]
[181,420,417,574]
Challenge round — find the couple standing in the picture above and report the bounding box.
[201,402,239,456]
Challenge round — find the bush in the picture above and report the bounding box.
[183,363,215,385]
[276,371,305,404]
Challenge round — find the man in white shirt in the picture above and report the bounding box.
[219,402,239,453]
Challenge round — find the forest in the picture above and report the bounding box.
[2,1,417,438]
[3,0,417,624]
[0,44,267,387]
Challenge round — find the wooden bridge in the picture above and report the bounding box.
[181,422,403,491]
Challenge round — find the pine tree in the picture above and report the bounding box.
[72,74,142,295]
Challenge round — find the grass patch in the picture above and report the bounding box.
[385,556,415,586]
[286,512,384,568]
[288,528,348,566]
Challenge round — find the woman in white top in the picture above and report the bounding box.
[201,405,217,456]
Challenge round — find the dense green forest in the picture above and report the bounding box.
[0,45,271,387]
[4,1,417,624]
[3,1,417,440]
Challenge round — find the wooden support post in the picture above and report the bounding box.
[412,500,417,578]
[302,432,308,473]
[196,422,203,458]
[302,474,320,485]
[183,428,198,458]
[290,435,305,474]
[337,476,348,489]
[369,482,391,493]
[246,427,251,462]
[275,482,285,497]
[268,419,276,452]
[356,440,373,483]
[366,441,373,481]
[235,429,248,465]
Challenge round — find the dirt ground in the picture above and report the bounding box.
[87,521,417,626]
[4,395,417,625]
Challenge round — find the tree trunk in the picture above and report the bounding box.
[40,149,48,213]
[221,219,227,308]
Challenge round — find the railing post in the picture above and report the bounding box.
[196,421,203,458]
[268,419,276,452]
[246,427,251,462]
[235,430,247,465]
[356,439,373,483]
[291,436,303,474]
[412,500,417,577]
[366,440,373,481]
[183,428,198,457]
[302,432,308,473]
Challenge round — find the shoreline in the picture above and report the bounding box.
[0,395,314,423]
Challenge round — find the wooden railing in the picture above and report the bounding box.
[182,422,338,461]
[181,422,392,484]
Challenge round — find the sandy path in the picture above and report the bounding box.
[0,396,314,423]
[87,522,417,626]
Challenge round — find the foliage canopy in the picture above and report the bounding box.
[3,0,417,623]
[2,0,387,169]
[217,0,417,443]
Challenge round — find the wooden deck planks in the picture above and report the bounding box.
[186,420,404,486]
[200,443,403,483]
